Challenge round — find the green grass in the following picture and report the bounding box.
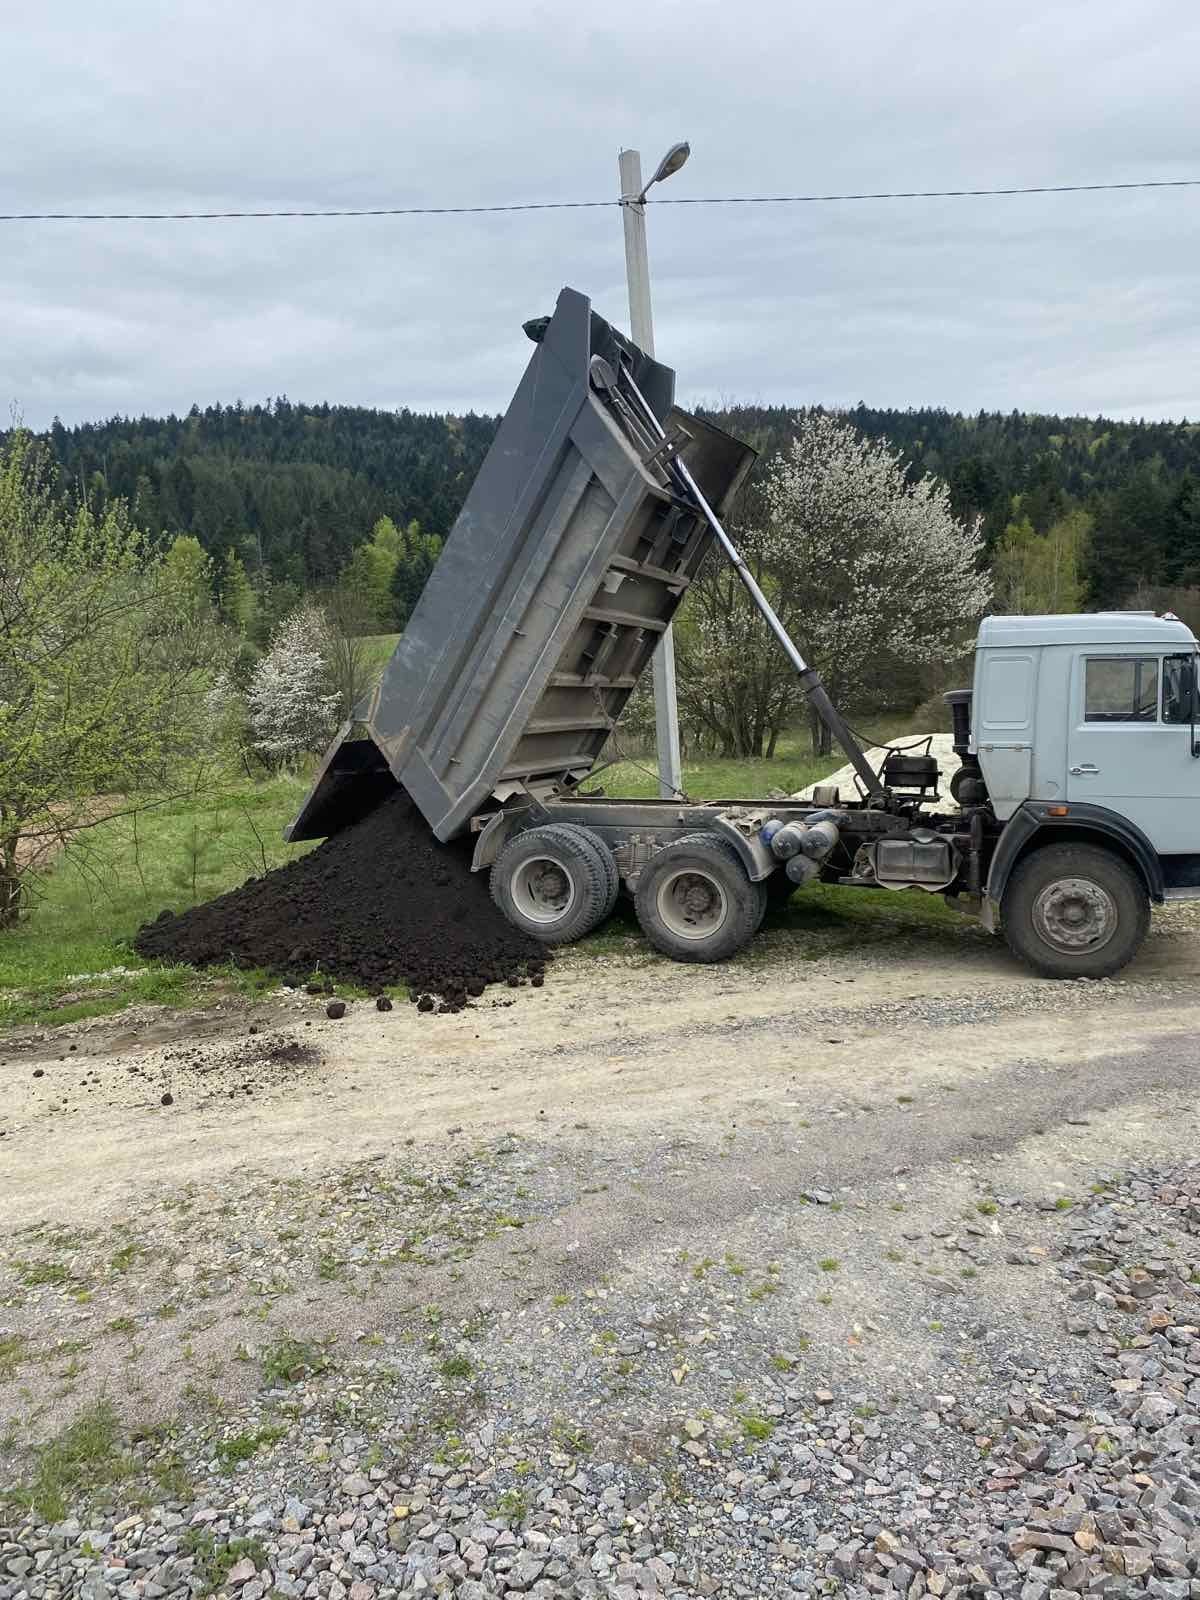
[14,1259,73,1288]
[361,633,401,672]
[215,1422,287,1468]
[11,1400,133,1521]
[493,1486,529,1522]
[439,1353,474,1380]
[0,1334,28,1381]
[0,773,311,1027]
[181,1530,269,1594]
[260,1334,328,1386]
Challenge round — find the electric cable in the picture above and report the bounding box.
[3,177,1197,223]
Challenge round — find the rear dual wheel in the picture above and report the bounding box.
[634,832,767,963]
[491,823,618,945]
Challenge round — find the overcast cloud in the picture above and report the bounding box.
[3,0,1199,428]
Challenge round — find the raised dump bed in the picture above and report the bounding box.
[287,286,756,844]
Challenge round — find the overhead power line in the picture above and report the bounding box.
[1,177,1198,222]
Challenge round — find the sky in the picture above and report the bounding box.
[3,0,1199,430]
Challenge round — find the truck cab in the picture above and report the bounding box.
[967,611,1200,976]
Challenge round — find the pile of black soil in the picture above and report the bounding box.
[135,788,547,1007]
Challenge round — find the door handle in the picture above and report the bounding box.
[1070,764,1099,775]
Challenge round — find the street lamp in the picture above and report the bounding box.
[643,140,691,199]
[618,139,689,800]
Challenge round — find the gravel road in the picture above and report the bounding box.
[2,902,1199,1599]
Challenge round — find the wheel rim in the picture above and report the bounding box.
[1032,876,1117,954]
[656,867,729,941]
[512,855,575,925]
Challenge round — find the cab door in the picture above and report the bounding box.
[1066,651,1200,852]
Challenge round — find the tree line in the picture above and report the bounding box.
[710,403,1200,608]
[20,398,1200,620]
[30,399,496,611]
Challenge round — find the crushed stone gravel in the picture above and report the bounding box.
[4,1156,1200,1600]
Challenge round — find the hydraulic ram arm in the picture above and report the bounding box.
[617,366,886,801]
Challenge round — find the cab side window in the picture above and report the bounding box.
[1162,654,1196,725]
[1084,657,1159,722]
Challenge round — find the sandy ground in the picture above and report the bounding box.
[2,904,1200,1454]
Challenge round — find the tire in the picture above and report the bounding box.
[1001,842,1150,979]
[491,824,613,945]
[549,823,620,924]
[633,831,768,963]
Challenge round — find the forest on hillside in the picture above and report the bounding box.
[20,396,1200,623]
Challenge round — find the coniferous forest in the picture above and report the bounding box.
[25,397,1200,620]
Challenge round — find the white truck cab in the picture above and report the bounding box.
[973,613,1200,845]
[961,611,1200,975]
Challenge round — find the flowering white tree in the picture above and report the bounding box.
[246,603,341,766]
[679,413,991,755]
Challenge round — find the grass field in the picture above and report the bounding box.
[0,725,953,1030]
[0,775,313,1029]
[360,633,400,674]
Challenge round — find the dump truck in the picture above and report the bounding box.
[288,286,1200,980]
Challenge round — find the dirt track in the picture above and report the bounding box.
[4,911,1200,1233]
[4,904,1200,1594]
[2,907,1198,1339]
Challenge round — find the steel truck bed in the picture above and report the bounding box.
[287,286,755,845]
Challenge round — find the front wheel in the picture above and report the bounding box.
[634,832,767,963]
[1001,842,1149,979]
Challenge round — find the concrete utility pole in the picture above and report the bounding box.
[618,144,687,800]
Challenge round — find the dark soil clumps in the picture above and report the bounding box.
[135,788,546,1003]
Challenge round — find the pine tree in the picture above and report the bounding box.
[1163,475,1200,586]
[390,521,444,630]
[1084,467,1168,608]
[217,548,258,635]
[161,534,213,622]
[340,516,403,629]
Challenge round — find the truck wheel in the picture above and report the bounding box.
[491,825,613,945]
[548,823,620,922]
[1001,843,1150,979]
[634,832,767,963]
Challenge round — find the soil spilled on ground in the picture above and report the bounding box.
[135,788,546,1005]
